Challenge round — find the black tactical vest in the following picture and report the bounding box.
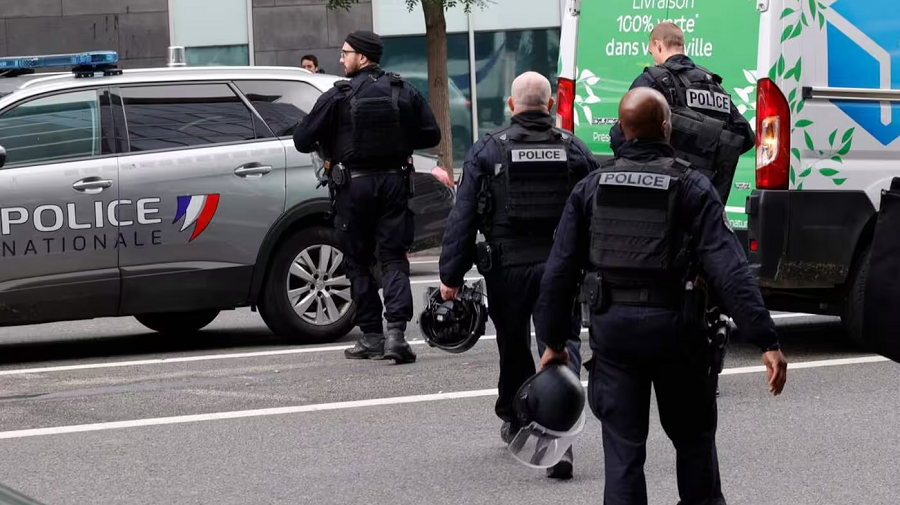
[647,60,745,203]
[332,70,410,168]
[590,156,691,288]
[481,124,575,266]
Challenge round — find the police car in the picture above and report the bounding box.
[747,0,900,343]
[0,50,454,342]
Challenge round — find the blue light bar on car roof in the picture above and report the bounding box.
[0,51,118,71]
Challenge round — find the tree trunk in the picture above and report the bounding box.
[422,0,454,180]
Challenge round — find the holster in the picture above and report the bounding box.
[580,271,608,316]
[476,242,494,274]
[330,162,349,188]
[706,307,731,375]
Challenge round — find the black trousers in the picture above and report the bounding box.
[333,172,414,334]
[588,305,724,505]
[485,262,583,423]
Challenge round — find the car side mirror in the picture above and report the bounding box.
[0,145,6,169]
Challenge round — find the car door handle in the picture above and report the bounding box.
[234,163,273,177]
[72,177,113,193]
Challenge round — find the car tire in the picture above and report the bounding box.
[259,227,356,343]
[841,245,870,347]
[135,310,220,335]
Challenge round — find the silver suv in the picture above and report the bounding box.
[0,52,454,343]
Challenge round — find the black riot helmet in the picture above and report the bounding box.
[418,280,488,354]
[508,364,586,469]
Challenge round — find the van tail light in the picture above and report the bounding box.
[756,78,791,190]
[556,77,575,133]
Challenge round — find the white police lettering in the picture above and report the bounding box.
[511,148,568,163]
[685,89,731,114]
[0,198,163,236]
[598,172,671,190]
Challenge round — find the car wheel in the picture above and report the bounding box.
[135,310,220,335]
[259,227,356,343]
[841,245,870,347]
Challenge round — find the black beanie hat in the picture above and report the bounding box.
[345,30,383,63]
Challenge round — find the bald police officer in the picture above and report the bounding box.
[535,87,787,504]
[439,72,596,479]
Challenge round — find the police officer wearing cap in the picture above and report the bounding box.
[294,30,441,364]
[438,71,596,479]
[535,87,788,505]
[610,22,754,205]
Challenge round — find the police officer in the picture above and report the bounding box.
[534,87,788,505]
[294,30,441,364]
[610,22,754,205]
[438,71,595,479]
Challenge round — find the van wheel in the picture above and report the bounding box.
[259,227,356,343]
[841,246,870,347]
[135,310,220,334]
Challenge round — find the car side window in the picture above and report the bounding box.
[121,83,257,152]
[0,89,102,168]
[234,80,321,137]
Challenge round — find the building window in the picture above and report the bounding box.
[171,0,252,66]
[381,34,473,163]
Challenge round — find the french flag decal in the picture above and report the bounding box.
[173,194,220,242]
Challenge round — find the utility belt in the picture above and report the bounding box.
[326,161,414,194]
[579,271,683,311]
[475,238,553,274]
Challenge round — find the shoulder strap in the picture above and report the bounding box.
[646,65,684,105]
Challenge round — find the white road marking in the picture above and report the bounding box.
[0,329,587,376]
[409,260,440,265]
[410,275,483,285]
[0,354,890,440]
[0,314,822,376]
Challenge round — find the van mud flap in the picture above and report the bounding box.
[862,177,900,363]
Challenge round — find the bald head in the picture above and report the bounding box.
[618,87,672,142]
[508,71,554,115]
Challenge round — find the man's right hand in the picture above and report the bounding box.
[440,283,459,301]
[762,350,788,396]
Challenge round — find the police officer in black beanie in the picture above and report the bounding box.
[294,31,441,363]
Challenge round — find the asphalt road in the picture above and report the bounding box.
[0,259,896,505]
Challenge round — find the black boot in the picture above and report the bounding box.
[383,325,416,364]
[344,333,384,360]
[546,446,573,480]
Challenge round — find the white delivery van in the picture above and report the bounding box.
[747,0,900,341]
[747,0,900,339]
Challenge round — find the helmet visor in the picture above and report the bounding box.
[507,411,586,469]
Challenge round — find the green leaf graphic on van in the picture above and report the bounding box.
[790,22,803,40]
[790,166,796,185]
[831,156,843,164]
[818,13,826,29]
[804,131,815,151]
[809,0,817,18]
[837,139,853,156]
[799,167,812,178]
[820,168,839,177]
[796,100,805,114]
[795,119,813,128]
[781,25,794,43]
[842,127,855,144]
[833,178,847,186]
[777,56,786,76]
[792,148,801,161]
[828,129,838,146]
[780,7,796,19]
[801,12,809,27]
[768,64,778,82]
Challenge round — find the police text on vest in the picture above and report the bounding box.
[511,148,568,162]
[599,172,671,190]
[685,89,731,114]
